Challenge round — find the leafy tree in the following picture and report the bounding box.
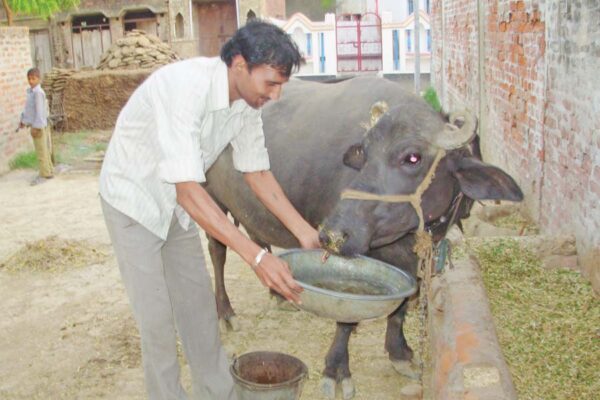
[321,0,336,10]
[2,0,79,26]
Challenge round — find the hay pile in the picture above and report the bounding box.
[97,30,179,70]
[0,236,108,273]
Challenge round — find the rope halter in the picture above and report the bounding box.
[339,148,446,276]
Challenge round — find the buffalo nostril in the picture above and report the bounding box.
[319,229,348,253]
[318,230,331,247]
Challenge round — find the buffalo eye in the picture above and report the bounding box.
[401,152,422,166]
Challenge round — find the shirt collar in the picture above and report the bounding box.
[28,84,41,93]
[207,59,230,112]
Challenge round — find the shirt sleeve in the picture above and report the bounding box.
[32,90,47,129]
[148,73,208,184]
[230,108,270,173]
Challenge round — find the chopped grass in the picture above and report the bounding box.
[470,238,600,400]
[9,151,39,170]
[489,213,540,235]
[0,236,108,273]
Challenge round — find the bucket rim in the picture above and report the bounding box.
[230,351,308,390]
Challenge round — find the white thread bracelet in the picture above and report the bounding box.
[252,248,269,270]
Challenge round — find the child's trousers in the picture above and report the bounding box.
[30,127,54,177]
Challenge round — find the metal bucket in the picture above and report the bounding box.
[230,351,308,400]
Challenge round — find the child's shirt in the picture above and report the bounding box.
[21,84,48,129]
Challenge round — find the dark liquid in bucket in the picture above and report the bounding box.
[237,358,304,385]
[312,279,390,295]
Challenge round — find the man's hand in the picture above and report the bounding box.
[252,253,303,304]
[298,227,320,249]
[176,181,304,304]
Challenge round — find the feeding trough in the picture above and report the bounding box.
[279,249,417,323]
[230,351,308,400]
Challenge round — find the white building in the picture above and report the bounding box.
[276,0,431,76]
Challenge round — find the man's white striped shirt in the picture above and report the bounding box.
[99,57,270,240]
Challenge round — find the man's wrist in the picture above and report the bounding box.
[252,248,269,270]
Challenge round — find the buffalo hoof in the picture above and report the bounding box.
[320,376,336,399]
[391,360,421,380]
[341,377,355,400]
[219,316,240,332]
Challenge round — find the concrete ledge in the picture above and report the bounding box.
[428,256,516,400]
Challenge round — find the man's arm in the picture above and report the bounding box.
[175,181,302,303]
[243,170,320,248]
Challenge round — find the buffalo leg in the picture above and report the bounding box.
[321,322,356,399]
[207,234,240,331]
[364,237,421,379]
[385,300,420,379]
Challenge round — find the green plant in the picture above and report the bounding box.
[321,0,335,9]
[2,0,80,26]
[422,86,442,112]
[9,151,38,170]
[53,131,107,165]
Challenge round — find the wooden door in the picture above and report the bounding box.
[30,30,52,74]
[72,28,111,69]
[197,1,237,56]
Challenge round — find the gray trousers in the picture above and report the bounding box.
[101,198,236,400]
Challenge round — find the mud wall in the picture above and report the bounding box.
[63,69,152,131]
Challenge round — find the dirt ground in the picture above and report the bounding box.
[0,167,420,399]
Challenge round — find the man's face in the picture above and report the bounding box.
[27,74,40,88]
[235,63,289,109]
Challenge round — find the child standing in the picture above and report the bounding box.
[19,67,54,185]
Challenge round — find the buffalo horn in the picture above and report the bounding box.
[434,110,477,149]
[369,101,389,127]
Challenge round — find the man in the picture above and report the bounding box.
[99,21,319,400]
[19,67,54,185]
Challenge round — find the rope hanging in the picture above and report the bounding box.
[340,148,447,379]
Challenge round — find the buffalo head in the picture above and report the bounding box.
[319,101,523,256]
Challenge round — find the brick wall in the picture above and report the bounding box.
[0,27,32,174]
[431,0,600,292]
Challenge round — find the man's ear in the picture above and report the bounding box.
[231,54,247,71]
[343,143,366,170]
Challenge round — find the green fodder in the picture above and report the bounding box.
[9,151,39,170]
[488,212,540,235]
[0,236,108,273]
[470,238,600,400]
[422,87,442,112]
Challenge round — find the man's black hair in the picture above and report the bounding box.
[221,20,302,77]
[27,67,41,78]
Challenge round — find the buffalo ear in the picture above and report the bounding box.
[453,157,524,202]
[343,143,366,170]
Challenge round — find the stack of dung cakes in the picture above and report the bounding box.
[97,30,179,70]
[42,68,74,100]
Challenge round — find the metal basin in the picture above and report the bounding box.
[279,249,417,323]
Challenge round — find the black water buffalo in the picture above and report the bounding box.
[203,77,523,399]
